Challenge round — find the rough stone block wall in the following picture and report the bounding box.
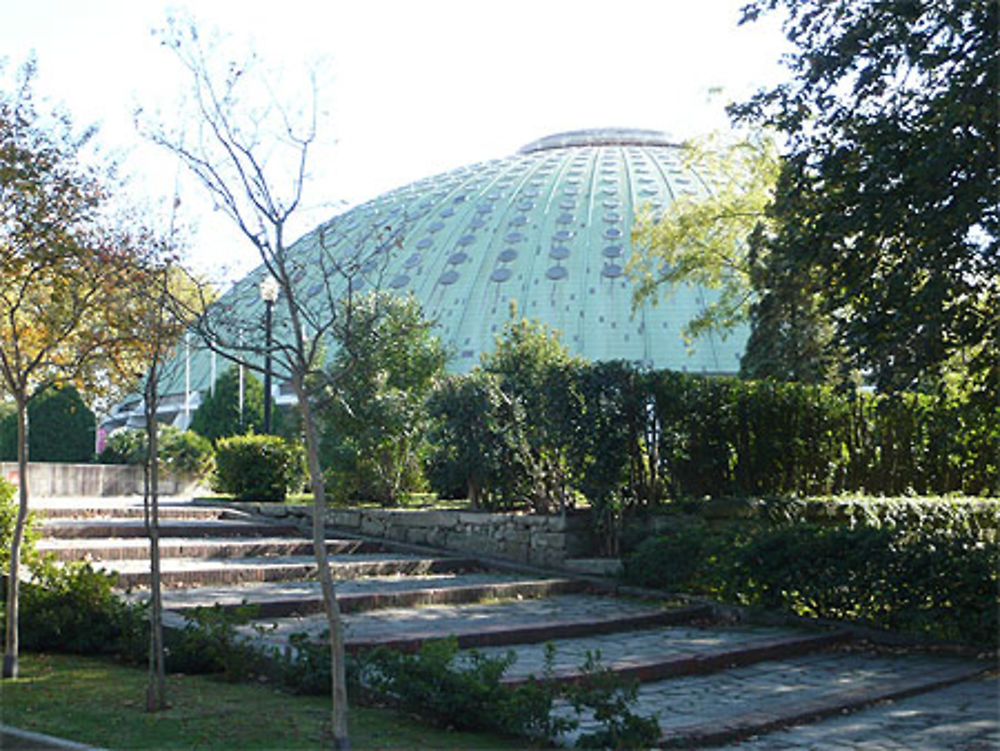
[245,503,594,567]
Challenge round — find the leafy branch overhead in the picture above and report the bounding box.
[628,131,779,342]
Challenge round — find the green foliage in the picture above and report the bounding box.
[734,0,999,396]
[629,130,779,341]
[166,603,269,681]
[98,425,213,478]
[356,637,566,741]
[15,562,146,658]
[189,365,265,444]
[320,293,446,506]
[0,387,95,463]
[212,433,304,501]
[428,313,582,513]
[0,476,39,570]
[624,513,999,646]
[567,651,661,750]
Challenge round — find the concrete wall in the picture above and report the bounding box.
[245,503,595,568]
[0,462,195,497]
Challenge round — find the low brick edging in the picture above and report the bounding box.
[237,503,595,568]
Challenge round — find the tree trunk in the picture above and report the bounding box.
[144,387,167,711]
[294,377,349,750]
[2,396,29,679]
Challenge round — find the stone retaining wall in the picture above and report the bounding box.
[0,462,195,497]
[244,504,594,567]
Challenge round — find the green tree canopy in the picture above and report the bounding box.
[189,364,265,444]
[320,293,447,506]
[733,0,999,394]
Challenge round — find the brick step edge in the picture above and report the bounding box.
[167,578,590,617]
[345,604,714,653]
[657,662,993,749]
[500,630,852,687]
[40,522,302,539]
[38,538,382,561]
[114,557,482,588]
[34,506,241,521]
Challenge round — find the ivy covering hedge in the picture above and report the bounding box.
[622,500,999,646]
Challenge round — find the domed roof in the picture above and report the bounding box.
[161,129,747,402]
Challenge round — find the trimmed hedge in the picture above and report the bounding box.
[212,433,304,502]
[623,500,999,646]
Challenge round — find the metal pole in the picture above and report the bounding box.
[263,299,273,434]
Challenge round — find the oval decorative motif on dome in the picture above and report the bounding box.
[457,234,476,246]
[603,245,623,258]
[604,212,621,223]
[550,246,570,260]
[490,268,513,283]
[404,253,422,269]
[505,231,526,243]
[498,249,518,262]
[602,264,623,278]
[428,220,445,233]
[389,274,409,289]
[546,266,569,281]
[510,214,528,227]
[553,229,574,242]
[416,236,433,249]
[557,213,574,225]
[604,227,623,239]
[439,270,459,286]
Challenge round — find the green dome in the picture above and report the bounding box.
[142,129,747,423]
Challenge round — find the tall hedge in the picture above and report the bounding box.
[427,363,998,510]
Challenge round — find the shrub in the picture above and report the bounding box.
[0,387,95,463]
[212,433,304,502]
[98,426,213,479]
[17,562,146,658]
[623,518,999,646]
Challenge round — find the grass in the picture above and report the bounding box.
[1,652,526,750]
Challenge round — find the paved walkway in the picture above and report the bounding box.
[716,673,999,750]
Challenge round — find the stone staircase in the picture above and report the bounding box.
[33,498,998,749]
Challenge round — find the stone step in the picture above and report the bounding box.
[37,536,383,562]
[32,504,243,521]
[40,518,301,539]
[548,649,992,748]
[240,593,711,653]
[495,628,851,686]
[654,657,992,748]
[158,575,590,617]
[99,554,483,588]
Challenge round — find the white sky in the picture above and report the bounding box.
[2,0,790,283]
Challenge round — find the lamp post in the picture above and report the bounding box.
[259,276,279,434]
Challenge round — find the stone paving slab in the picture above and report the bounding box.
[37,536,381,561]
[31,504,239,520]
[240,594,708,652]
[551,650,992,747]
[160,575,587,617]
[475,625,843,683]
[713,673,999,751]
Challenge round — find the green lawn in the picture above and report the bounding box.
[1,652,526,750]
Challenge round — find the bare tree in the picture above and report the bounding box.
[106,235,202,711]
[141,19,407,748]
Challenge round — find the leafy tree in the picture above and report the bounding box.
[628,130,780,341]
[189,364,265,443]
[732,0,999,394]
[320,293,446,506]
[0,60,146,679]
[24,386,95,463]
